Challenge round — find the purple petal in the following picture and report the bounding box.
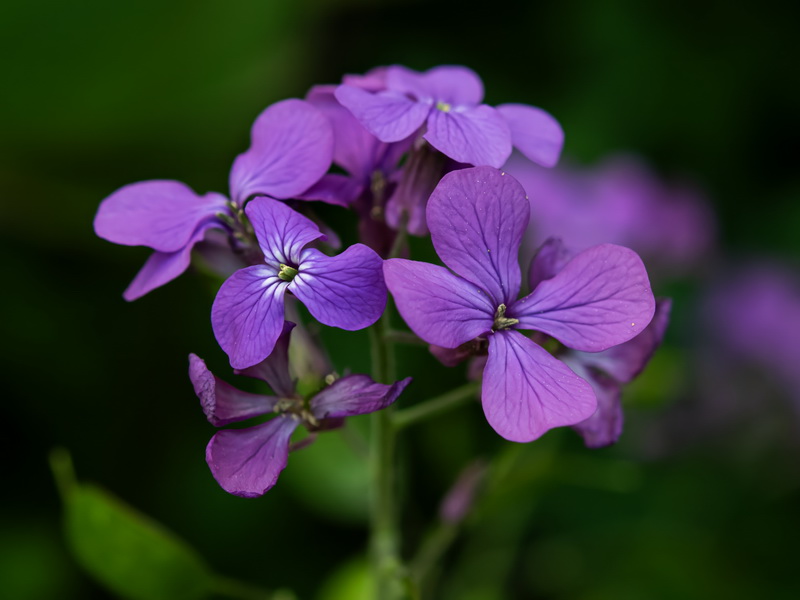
[508,244,655,352]
[482,330,596,442]
[211,266,288,369]
[188,354,278,426]
[528,237,574,290]
[245,197,325,267]
[290,245,387,330]
[565,360,623,448]
[387,65,484,106]
[577,298,672,384]
[427,166,529,305]
[229,99,333,204]
[294,173,359,207]
[424,105,511,167]
[206,416,299,497]
[94,180,228,252]
[496,104,564,168]
[383,259,494,348]
[234,321,296,398]
[122,221,215,301]
[334,85,430,143]
[342,67,389,92]
[310,375,411,419]
[429,339,485,368]
[307,85,408,181]
[385,143,447,237]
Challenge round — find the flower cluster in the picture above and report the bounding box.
[94,64,668,496]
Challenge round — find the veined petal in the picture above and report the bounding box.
[245,197,325,267]
[206,417,299,498]
[564,358,624,448]
[229,99,333,204]
[295,173,362,208]
[482,330,596,442]
[496,104,564,168]
[211,266,288,369]
[122,221,216,301]
[508,244,655,352]
[427,167,528,305]
[310,375,411,419]
[528,237,574,290]
[575,298,672,383]
[234,321,296,398]
[334,85,430,143]
[383,259,494,348]
[307,85,405,180]
[189,354,279,426]
[290,245,386,330]
[387,65,484,106]
[424,105,511,168]
[94,180,228,252]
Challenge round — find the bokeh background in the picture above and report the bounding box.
[2,0,799,598]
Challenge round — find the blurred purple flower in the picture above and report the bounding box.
[707,265,800,408]
[335,65,563,169]
[212,196,386,369]
[384,167,655,442]
[190,323,411,497]
[93,99,334,299]
[505,153,716,277]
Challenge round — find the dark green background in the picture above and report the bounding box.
[2,1,798,598]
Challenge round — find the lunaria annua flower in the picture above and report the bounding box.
[530,238,672,447]
[93,99,334,300]
[383,166,656,442]
[211,196,386,369]
[335,65,564,169]
[190,323,411,497]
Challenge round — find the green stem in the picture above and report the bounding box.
[369,316,404,599]
[392,382,480,430]
[384,330,427,346]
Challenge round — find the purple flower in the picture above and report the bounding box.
[335,65,563,169]
[190,324,411,497]
[93,99,334,299]
[505,153,716,278]
[383,167,655,442]
[211,196,386,369]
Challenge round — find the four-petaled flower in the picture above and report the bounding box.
[190,323,411,497]
[335,65,564,169]
[93,99,334,299]
[212,197,386,369]
[383,166,656,442]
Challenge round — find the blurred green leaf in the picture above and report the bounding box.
[51,449,214,600]
[316,557,371,600]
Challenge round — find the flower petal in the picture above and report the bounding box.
[496,104,564,168]
[383,259,494,348]
[211,266,288,369]
[427,166,529,306]
[295,173,361,207]
[482,330,596,442]
[234,321,296,398]
[229,99,333,204]
[508,244,655,352]
[564,360,624,448]
[528,237,574,290]
[94,180,227,252]
[189,354,278,426]
[576,298,672,383]
[245,197,325,267]
[334,85,430,143]
[386,65,484,106]
[424,105,511,167]
[310,375,411,419]
[122,221,215,301]
[206,416,299,497]
[290,245,386,330]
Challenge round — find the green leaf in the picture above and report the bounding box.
[51,449,214,600]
